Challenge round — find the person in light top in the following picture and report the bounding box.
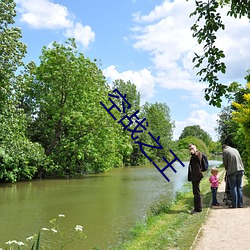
[222,144,244,208]
[209,168,220,206]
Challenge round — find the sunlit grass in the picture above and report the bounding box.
[111,171,225,250]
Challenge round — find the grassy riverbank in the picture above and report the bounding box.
[111,169,225,250]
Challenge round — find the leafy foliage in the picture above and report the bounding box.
[189,0,250,107]
[140,102,174,162]
[179,125,212,147]
[231,82,250,176]
[112,79,141,166]
[23,39,125,175]
[0,0,47,182]
[178,136,209,156]
[216,72,250,176]
[0,0,178,181]
[216,106,240,146]
[0,0,27,108]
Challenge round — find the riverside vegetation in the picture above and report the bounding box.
[1,1,249,184]
[1,0,250,249]
[0,0,219,183]
[3,167,250,249]
[112,167,250,250]
[1,214,86,249]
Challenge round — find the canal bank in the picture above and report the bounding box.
[111,166,224,249]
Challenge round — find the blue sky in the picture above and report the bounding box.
[14,0,250,141]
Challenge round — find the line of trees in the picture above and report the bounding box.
[3,0,248,183]
[0,1,177,182]
[216,73,250,177]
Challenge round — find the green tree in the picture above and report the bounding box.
[24,39,123,175]
[179,125,212,147]
[231,79,250,177]
[0,0,27,109]
[140,102,174,162]
[209,141,222,154]
[216,106,239,146]
[0,0,47,182]
[214,72,250,180]
[178,136,209,156]
[112,79,140,165]
[216,73,250,152]
[189,0,250,107]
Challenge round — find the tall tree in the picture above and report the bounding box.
[231,75,250,176]
[216,73,250,149]
[112,79,141,165]
[179,125,212,146]
[0,0,27,109]
[0,0,46,182]
[189,0,250,107]
[178,136,209,156]
[140,102,174,162]
[216,106,239,146]
[24,39,123,175]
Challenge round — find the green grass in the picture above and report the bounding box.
[110,171,226,250]
[243,177,250,197]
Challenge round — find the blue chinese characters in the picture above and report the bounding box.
[100,88,185,182]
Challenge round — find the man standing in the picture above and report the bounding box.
[222,144,244,208]
[188,143,204,214]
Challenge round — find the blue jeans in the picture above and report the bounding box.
[211,187,218,205]
[228,170,244,208]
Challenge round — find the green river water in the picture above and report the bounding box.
[0,159,222,249]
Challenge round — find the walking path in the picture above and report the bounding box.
[192,174,250,250]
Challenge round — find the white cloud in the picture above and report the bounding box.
[65,22,95,48]
[103,65,155,103]
[132,1,175,23]
[129,0,250,97]
[16,0,95,49]
[173,110,219,141]
[214,7,250,81]
[16,0,73,29]
[131,0,198,89]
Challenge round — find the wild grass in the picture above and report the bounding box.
[110,171,225,250]
[1,214,86,250]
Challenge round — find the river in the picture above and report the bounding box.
[0,158,222,249]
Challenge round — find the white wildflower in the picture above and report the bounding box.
[58,214,65,217]
[75,225,83,231]
[42,227,50,231]
[26,236,34,241]
[17,241,25,246]
[51,228,58,233]
[6,240,17,245]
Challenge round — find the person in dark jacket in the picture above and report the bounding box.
[222,144,244,208]
[188,143,204,214]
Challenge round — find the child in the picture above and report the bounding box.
[209,168,220,206]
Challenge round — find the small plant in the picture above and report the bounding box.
[1,214,86,249]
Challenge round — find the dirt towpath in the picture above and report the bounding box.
[192,174,250,250]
